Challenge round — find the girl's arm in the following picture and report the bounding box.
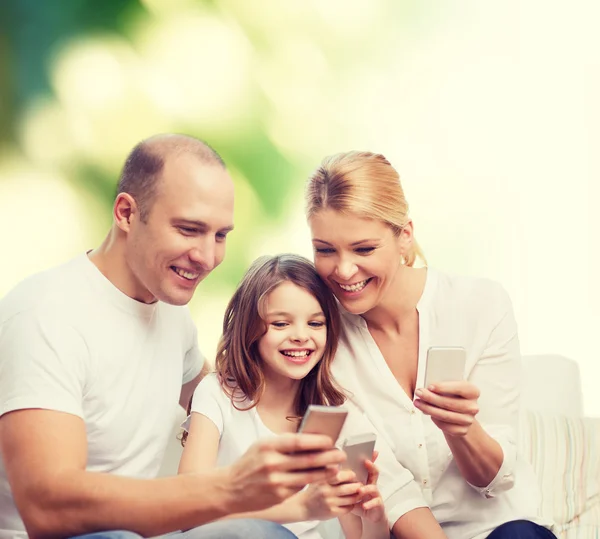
[339,512,389,539]
[338,458,392,539]
[179,412,220,473]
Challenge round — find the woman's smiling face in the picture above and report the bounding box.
[309,209,410,315]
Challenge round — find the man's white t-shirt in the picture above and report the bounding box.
[0,254,204,539]
[189,373,428,539]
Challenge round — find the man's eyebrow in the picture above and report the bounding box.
[175,219,234,232]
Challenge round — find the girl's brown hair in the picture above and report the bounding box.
[306,150,426,266]
[182,254,345,445]
[217,254,345,416]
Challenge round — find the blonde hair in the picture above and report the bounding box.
[305,151,426,267]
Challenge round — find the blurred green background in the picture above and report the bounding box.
[1,0,598,411]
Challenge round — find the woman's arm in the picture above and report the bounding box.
[414,383,504,487]
[391,507,447,539]
[444,418,503,487]
[414,284,520,492]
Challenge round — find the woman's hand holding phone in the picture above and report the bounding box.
[414,381,481,437]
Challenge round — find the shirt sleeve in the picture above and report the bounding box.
[0,311,88,419]
[182,309,205,385]
[341,401,429,528]
[184,374,225,435]
[467,283,521,498]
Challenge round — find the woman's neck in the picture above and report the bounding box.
[362,265,428,333]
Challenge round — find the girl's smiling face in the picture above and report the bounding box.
[258,281,327,385]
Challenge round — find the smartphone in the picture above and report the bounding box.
[423,346,467,388]
[341,432,377,484]
[297,404,348,444]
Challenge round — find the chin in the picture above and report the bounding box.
[338,299,370,316]
[156,290,194,306]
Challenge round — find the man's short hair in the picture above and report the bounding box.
[116,134,225,222]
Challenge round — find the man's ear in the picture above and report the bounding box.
[113,193,139,233]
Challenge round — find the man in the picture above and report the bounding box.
[0,134,343,539]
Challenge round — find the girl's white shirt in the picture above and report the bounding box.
[331,267,552,539]
[186,373,426,537]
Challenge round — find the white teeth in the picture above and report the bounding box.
[338,279,369,292]
[174,267,199,280]
[282,350,311,357]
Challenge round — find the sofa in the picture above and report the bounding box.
[518,355,600,539]
[160,355,600,539]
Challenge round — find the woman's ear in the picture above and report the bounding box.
[396,220,414,260]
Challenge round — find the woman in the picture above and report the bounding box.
[304,151,554,539]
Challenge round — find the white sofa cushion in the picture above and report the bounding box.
[519,410,600,536]
[521,355,584,417]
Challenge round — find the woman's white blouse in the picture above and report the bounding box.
[332,268,550,539]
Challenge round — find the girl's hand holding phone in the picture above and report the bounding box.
[413,381,480,437]
[351,452,386,524]
[300,468,363,520]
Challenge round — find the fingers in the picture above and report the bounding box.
[414,388,479,416]
[431,417,472,437]
[413,399,476,426]
[330,481,363,500]
[364,459,379,485]
[362,493,384,511]
[358,484,384,513]
[282,464,342,488]
[425,381,480,399]
[328,468,357,486]
[282,448,346,473]
[266,432,336,453]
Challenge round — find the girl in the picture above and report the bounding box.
[179,254,392,539]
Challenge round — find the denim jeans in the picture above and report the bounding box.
[487,520,557,539]
[70,520,298,539]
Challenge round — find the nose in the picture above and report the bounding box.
[290,325,309,344]
[188,238,218,271]
[334,257,358,282]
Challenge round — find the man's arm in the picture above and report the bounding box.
[0,409,344,539]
